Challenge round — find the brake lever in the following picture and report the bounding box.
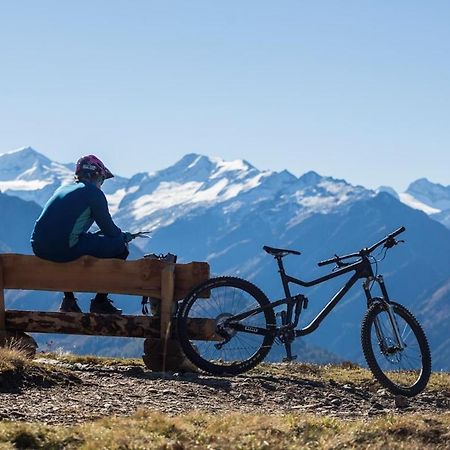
[384,238,405,249]
[131,231,152,239]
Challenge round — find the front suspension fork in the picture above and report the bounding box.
[364,276,405,350]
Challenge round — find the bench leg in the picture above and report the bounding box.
[142,264,197,372]
[142,337,198,372]
[0,259,37,355]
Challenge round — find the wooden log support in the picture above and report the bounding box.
[5,311,221,340]
[143,337,199,373]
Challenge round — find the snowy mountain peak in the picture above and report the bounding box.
[0,147,75,205]
[0,146,52,179]
[378,178,450,216]
[376,186,399,200]
[155,153,216,182]
[3,146,46,158]
[151,153,261,185]
[298,170,323,186]
[407,178,449,195]
[406,178,450,211]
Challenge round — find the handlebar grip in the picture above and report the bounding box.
[390,226,406,238]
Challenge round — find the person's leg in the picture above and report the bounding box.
[74,233,129,314]
[75,233,129,259]
[91,244,129,301]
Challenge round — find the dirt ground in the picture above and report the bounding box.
[0,358,449,426]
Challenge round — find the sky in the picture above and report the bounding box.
[0,1,449,191]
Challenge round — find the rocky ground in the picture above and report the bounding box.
[0,357,449,426]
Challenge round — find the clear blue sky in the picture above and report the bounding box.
[1,1,449,191]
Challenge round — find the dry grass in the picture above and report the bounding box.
[1,350,449,448]
[0,347,29,374]
[3,348,450,393]
[0,411,448,449]
[256,361,450,393]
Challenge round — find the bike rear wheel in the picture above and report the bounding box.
[361,301,431,397]
[177,276,276,375]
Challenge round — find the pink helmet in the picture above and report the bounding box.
[75,155,114,180]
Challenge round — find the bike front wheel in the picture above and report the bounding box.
[177,276,276,375]
[361,301,431,397]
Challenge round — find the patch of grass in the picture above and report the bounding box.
[0,411,448,449]
[39,352,144,367]
[0,348,79,387]
[0,348,29,374]
[255,361,450,392]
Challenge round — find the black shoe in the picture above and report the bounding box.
[90,298,122,315]
[144,252,177,263]
[59,297,82,313]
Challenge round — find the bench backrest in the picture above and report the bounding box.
[0,254,209,300]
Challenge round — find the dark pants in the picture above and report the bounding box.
[69,233,129,261]
[33,233,129,262]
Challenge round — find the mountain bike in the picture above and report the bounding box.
[177,226,431,397]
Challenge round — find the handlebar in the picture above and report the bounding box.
[317,226,406,267]
[317,252,360,267]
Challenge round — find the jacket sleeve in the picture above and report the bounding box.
[90,188,122,237]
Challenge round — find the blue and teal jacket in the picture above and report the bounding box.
[31,181,123,260]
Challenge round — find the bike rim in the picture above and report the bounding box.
[185,284,269,368]
[371,308,424,389]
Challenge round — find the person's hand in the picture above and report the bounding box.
[123,232,134,243]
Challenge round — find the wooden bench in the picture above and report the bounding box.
[0,254,211,371]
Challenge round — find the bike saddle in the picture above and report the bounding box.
[263,246,301,257]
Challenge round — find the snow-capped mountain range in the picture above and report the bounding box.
[0,147,372,230]
[2,147,449,233]
[2,146,450,369]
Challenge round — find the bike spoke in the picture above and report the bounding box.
[183,282,270,368]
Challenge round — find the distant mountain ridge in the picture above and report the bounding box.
[1,146,450,369]
[379,177,450,229]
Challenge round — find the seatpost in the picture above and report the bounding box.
[276,256,292,300]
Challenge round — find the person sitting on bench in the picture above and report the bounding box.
[30,155,135,314]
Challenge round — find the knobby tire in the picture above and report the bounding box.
[361,301,431,397]
[177,276,276,375]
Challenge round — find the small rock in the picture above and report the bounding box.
[161,389,176,395]
[371,401,384,410]
[261,382,277,391]
[394,395,409,408]
[367,408,381,416]
[301,404,319,409]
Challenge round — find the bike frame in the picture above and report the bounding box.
[228,254,393,338]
